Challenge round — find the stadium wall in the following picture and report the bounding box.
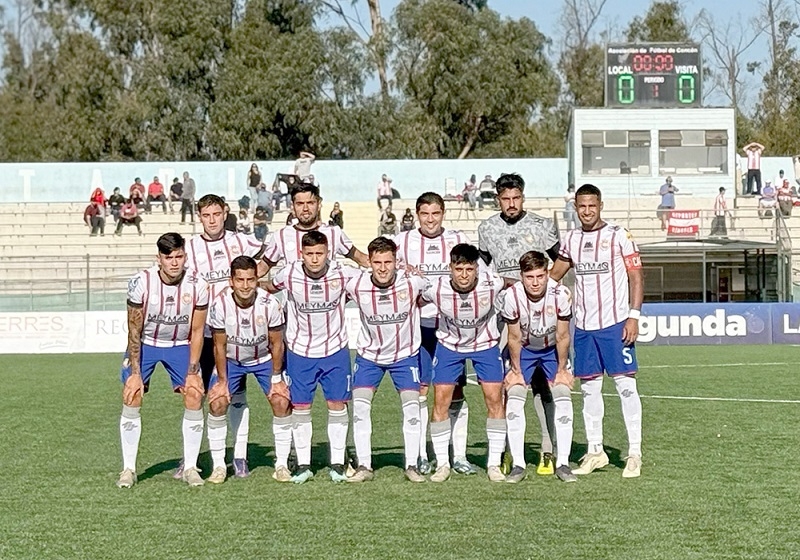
[2,303,800,354]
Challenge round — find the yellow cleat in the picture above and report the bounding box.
[536,452,555,476]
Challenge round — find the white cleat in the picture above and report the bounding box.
[573,451,610,475]
[206,466,227,484]
[272,466,292,483]
[116,469,137,489]
[487,465,506,482]
[182,467,205,487]
[622,455,642,478]
[430,465,451,483]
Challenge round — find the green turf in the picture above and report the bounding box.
[1,346,799,559]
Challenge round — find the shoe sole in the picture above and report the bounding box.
[622,470,641,478]
[116,482,134,489]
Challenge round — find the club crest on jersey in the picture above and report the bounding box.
[182,293,192,304]
[230,245,240,255]
[600,238,611,250]
[525,234,534,244]
[545,305,556,317]
[479,296,490,307]
[256,315,266,326]
[226,315,236,326]
[329,279,341,290]
[396,289,408,301]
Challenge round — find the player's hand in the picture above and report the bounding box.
[122,373,144,406]
[207,379,230,408]
[503,368,525,390]
[622,317,639,346]
[553,367,574,389]
[183,372,205,400]
[268,380,290,401]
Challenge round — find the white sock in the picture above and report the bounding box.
[418,394,429,461]
[533,392,555,454]
[228,392,249,460]
[581,378,605,455]
[486,418,507,467]
[614,376,642,457]
[182,408,204,470]
[449,398,469,461]
[327,408,349,466]
[505,385,527,468]
[352,389,374,469]
[120,405,141,471]
[552,384,574,468]
[272,415,293,468]
[292,409,313,466]
[430,419,451,468]
[207,414,227,470]
[400,390,421,468]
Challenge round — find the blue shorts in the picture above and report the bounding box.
[574,321,638,378]
[433,344,503,385]
[120,344,190,392]
[209,360,274,395]
[353,354,421,392]
[419,326,438,385]
[519,346,558,384]
[286,346,351,406]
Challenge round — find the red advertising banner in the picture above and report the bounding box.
[667,210,700,237]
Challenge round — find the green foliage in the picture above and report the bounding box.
[625,0,692,43]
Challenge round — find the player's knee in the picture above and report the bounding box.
[399,389,420,404]
[327,401,346,412]
[551,384,571,400]
[352,387,374,403]
[506,384,528,401]
[209,398,229,417]
[613,374,638,397]
[269,394,291,415]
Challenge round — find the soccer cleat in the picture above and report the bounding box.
[172,460,185,480]
[291,465,314,484]
[417,457,432,476]
[346,466,375,483]
[573,451,610,475]
[404,466,426,483]
[116,469,137,489]
[500,451,513,476]
[207,466,227,485]
[453,458,477,475]
[622,455,642,478]
[272,466,292,483]
[430,465,451,483]
[487,465,506,482]
[182,467,204,487]
[329,464,348,483]
[232,458,250,479]
[505,466,527,484]
[555,465,578,483]
[536,452,555,476]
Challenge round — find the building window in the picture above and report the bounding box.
[582,130,651,176]
[658,130,728,175]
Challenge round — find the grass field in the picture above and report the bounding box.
[2,346,799,560]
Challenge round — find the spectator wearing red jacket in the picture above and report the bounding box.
[90,187,106,206]
[84,201,106,237]
[147,176,167,214]
[129,178,146,210]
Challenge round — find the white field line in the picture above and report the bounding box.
[641,362,791,370]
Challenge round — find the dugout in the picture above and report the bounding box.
[639,239,792,303]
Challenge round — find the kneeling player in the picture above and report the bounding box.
[116,233,209,488]
[423,244,506,482]
[207,256,292,484]
[345,237,428,483]
[502,251,576,483]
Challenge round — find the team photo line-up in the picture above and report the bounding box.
[116,173,644,488]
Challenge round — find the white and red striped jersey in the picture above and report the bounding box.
[422,271,504,353]
[185,231,264,301]
[208,287,284,366]
[746,147,762,170]
[263,224,354,265]
[501,278,572,350]
[394,228,471,327]
[558,222,641,331]
[272,261,358,358]
[127,267,209,348]
[346,271,428,365]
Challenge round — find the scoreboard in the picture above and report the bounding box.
[605,43,702,108]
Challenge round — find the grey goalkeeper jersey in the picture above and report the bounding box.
[477,211,560,280]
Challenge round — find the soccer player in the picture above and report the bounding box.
[422,243,506,482]
[207,256,292,484]
[502,251,576,483]
[345,237,429,483]
[477,172,561,476]
[393,192,474,475]
[116,233,209,488]
[550,184,644,478]
[267,230,358,483]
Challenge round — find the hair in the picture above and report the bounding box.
[134,177,141,182]
[231,255,257,275]
[567,183,575,191]
[291,182,321,202]
[368,236,397,257]
[576,183,602,201]
[450,243,480,265]
[197,194,226,212]
[302,230,329,248]
[173,177,179,182]
[495,173,525,195]
[156,232,185,255]
[719,187,726,193]
[519,251,549,273]
[416,191,445,212]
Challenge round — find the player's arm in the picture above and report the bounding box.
[623,266,644,345]
[123,303,145,405]
[267,325,289,401]
[546,242,561,263]
[185,306,207,397]
[504,320,525,388]
[208,329,230,406]
[345,247,370,268]
[554,317,573,388]
[549,257,571,282]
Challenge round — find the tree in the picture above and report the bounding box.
[626,1,692,43]
[558,0,607,108]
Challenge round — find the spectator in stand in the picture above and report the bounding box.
[400,208,415,232]
[710,187,731,238]
[379,206,398,236]
[377,174,393,209]
[224,203,237,232]
[90,187,106,206]
[479,174,497,208]
[286,203,297,226]
[108,187,125,222]
[237,209,252,235]
[115,198,143,236]
[84,200,106,237]
[256,182,273,223]
[147,176,167,214]
[169,177,182,214]
[563,184,577,231]
[742,142,765,195]
[294,151,315,181]
[463,173,480,210]
[253,207,268,242]
[777,178,794,217]
[247,163,262,212]
[657,176,679,231]
[307,173,319,187]
[129,178,146,210]
[329,201,344,229]
[273,175,294,211]
[181,171,196,223]
[758,182,777,219]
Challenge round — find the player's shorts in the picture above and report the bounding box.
[353,353,421,392]
[419,326,437,385]
[519,345,558,384]
[433,344,503,385]
[120,343,190,393]
[574,321,638,378]
[209,360,274,395]
[286,346,351,406]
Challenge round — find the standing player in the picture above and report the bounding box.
[550,184,644,478]
[345,237,428,483]
[477,172,561,476]
[184,194,265,479]
[422,244,506,482]
[267,231,358,483]
[207,256,293,483]
[116,233,209,488]
[502,251,576,483]
[393,192,474,475]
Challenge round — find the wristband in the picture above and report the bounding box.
[271,373,284,384]
[628,309,641,320]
